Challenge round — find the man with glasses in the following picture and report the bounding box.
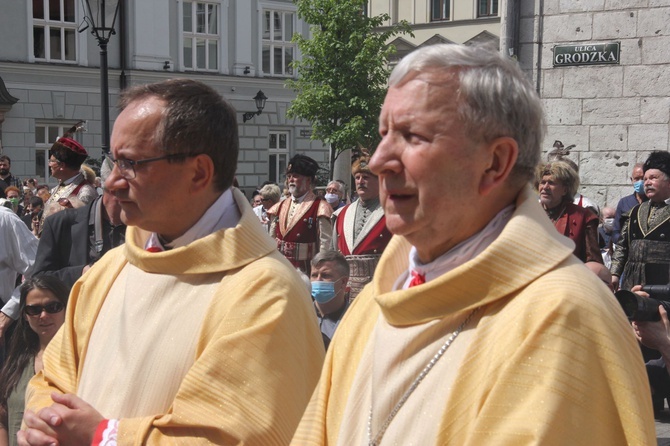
[254,183,281,232]
[20,79,324,446]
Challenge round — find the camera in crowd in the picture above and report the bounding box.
[615,285,670,322]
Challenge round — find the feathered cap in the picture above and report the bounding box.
[643,151,670,178]
[352,147,374,176]
[286,154,320,178]
[50,121,88,169]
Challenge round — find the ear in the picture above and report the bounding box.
[189,154,216,193]
[479,137,519,197]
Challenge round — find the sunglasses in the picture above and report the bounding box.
[24,302,65,316]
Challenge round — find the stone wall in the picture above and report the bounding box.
[517,0,670,208]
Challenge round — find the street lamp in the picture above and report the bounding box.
[242,90,268,123]
[79,0,121,156]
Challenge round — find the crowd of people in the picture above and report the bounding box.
[0,43,666,445]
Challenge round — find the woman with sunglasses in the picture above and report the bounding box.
[0,276,68,446]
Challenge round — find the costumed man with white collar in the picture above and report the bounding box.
[331,154,391,300]
[293,43,654,446]
[41,122,97,226]
[268,154,332,274]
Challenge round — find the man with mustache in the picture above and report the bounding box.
[331,155,392,299]
[611,151,670,291]
[269,154,332,274]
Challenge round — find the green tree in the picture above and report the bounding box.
[287,0,412,178]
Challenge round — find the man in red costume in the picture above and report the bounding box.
[331,155,392,299]
[269,154,332,274]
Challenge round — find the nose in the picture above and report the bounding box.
[369,134,402,176]
[105,162,128,192]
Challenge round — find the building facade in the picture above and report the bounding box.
[511,0,670,208]
[0,0,328,196]
[367,0,502,60]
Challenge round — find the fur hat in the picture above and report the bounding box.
[352,155,373,176]
[643,151,670,178]
[286,154,320,178]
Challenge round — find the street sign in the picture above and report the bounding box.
[553,42,620,67]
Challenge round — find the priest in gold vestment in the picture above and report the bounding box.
[19,79,324,446]
[292,44,655,446]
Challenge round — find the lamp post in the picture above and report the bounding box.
[242,90,268,123]
[79,0,121,156]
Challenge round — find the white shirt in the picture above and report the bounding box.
[397,205,515,289]
[0,207,38,318]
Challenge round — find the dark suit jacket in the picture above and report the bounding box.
[33,200,94,290]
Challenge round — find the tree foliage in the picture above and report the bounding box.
[287,0,412,175]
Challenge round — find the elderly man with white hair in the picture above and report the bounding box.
[293,44,654,445]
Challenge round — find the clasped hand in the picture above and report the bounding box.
[17,393,103,446]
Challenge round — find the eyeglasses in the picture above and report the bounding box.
[108,154,189,179]
[24,301,65,316]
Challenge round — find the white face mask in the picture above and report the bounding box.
[324,193,340,205]
[603,217,615,231]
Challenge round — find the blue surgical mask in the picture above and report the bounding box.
[311,281,337,304]
[634,180,645,194]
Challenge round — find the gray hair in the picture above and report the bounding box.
[389,44,545,183]
[326,180,344,194]
[259,183,281,204]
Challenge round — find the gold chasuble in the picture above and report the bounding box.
[293,186,655,446]
[27,189,325,445]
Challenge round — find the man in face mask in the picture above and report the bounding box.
[325,180,346,210]
[309,250,350,349]
[599,206,616,269]
[613,163,647,244]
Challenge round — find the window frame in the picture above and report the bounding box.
[259,5,297,77]
[431,0,451,22]
[31,0,78,63]
[181,0,221,72]
[268,130,290,184]
[477,0,499,17]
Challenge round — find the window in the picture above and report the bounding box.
[33,0,77,62]
[268,131,289,184]
[35,122,82,183]
[182,1,219,71]
[477,0,499,17]
[262,9,295,76]
[431,0,450,21]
